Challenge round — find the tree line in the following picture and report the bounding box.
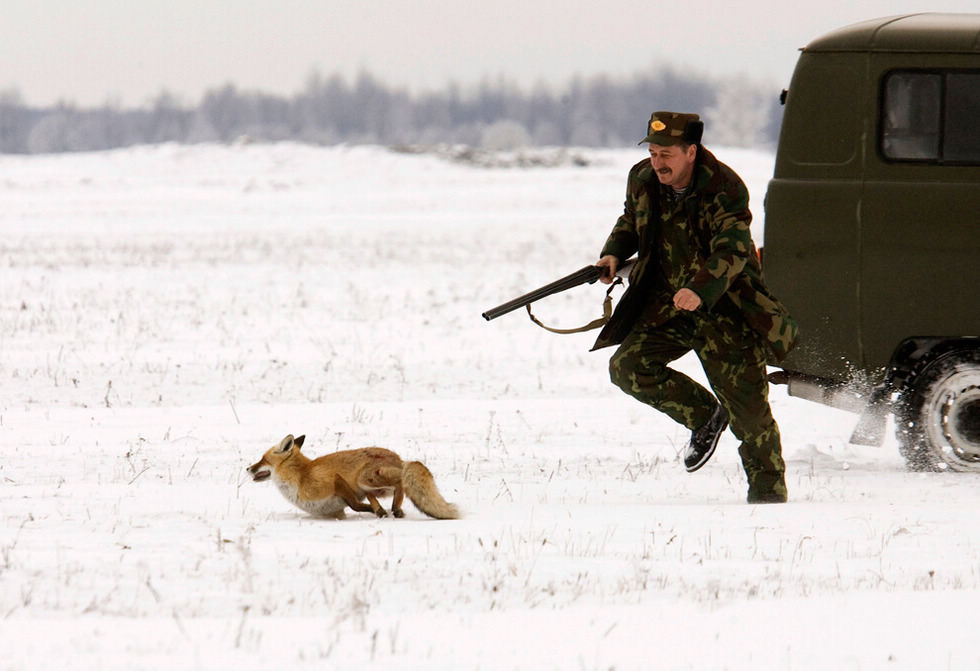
[0,67,783,154]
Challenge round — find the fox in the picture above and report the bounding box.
[246,434,459,520]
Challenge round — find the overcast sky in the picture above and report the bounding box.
[3,0,978,107]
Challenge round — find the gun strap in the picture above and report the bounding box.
[525,278,622,334]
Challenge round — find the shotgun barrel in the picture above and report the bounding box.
[481,265,604,321]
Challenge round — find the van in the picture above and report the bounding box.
[762,13,980,471]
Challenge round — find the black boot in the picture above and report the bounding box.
[684,403,728,472]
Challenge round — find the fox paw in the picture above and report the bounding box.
[392,509,405,518]
[374,509,388,518]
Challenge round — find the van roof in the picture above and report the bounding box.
[805,13,980,54]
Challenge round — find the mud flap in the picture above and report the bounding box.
[849,389,892,446]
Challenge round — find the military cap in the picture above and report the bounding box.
[640,111,704,146]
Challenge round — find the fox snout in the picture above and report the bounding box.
[247,459,272,482]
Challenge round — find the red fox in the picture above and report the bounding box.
[247,434,459,520]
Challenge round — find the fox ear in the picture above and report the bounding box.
[294,435,306,448]
[276,434,295,453]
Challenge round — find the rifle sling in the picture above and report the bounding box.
[525,278,623,334]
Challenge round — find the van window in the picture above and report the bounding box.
[882,71,980,163]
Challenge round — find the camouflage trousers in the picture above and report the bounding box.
[608,309,786,499]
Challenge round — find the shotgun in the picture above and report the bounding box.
[482,258,636,322]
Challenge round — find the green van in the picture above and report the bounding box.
[763,13,980,471]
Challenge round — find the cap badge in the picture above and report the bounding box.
[650,120,667,133]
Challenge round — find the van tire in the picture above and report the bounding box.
[895,349,980,472]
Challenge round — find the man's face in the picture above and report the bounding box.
[648,142,697,189]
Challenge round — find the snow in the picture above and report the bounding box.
[1,143,978,671]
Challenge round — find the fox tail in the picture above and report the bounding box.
[402,461,460,520]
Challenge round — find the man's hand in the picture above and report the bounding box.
[596,255,618,284]
[673,288,702,311]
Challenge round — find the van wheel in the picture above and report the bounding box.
[895,349,980,472]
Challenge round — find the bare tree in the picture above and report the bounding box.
[0,67,782,154]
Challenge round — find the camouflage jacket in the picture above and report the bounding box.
[591,147,799,363]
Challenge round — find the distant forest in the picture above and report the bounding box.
[0,68,784,154]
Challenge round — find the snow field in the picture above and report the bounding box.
[1,143,978,670]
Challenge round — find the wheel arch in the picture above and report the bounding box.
[887,336,980,394]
